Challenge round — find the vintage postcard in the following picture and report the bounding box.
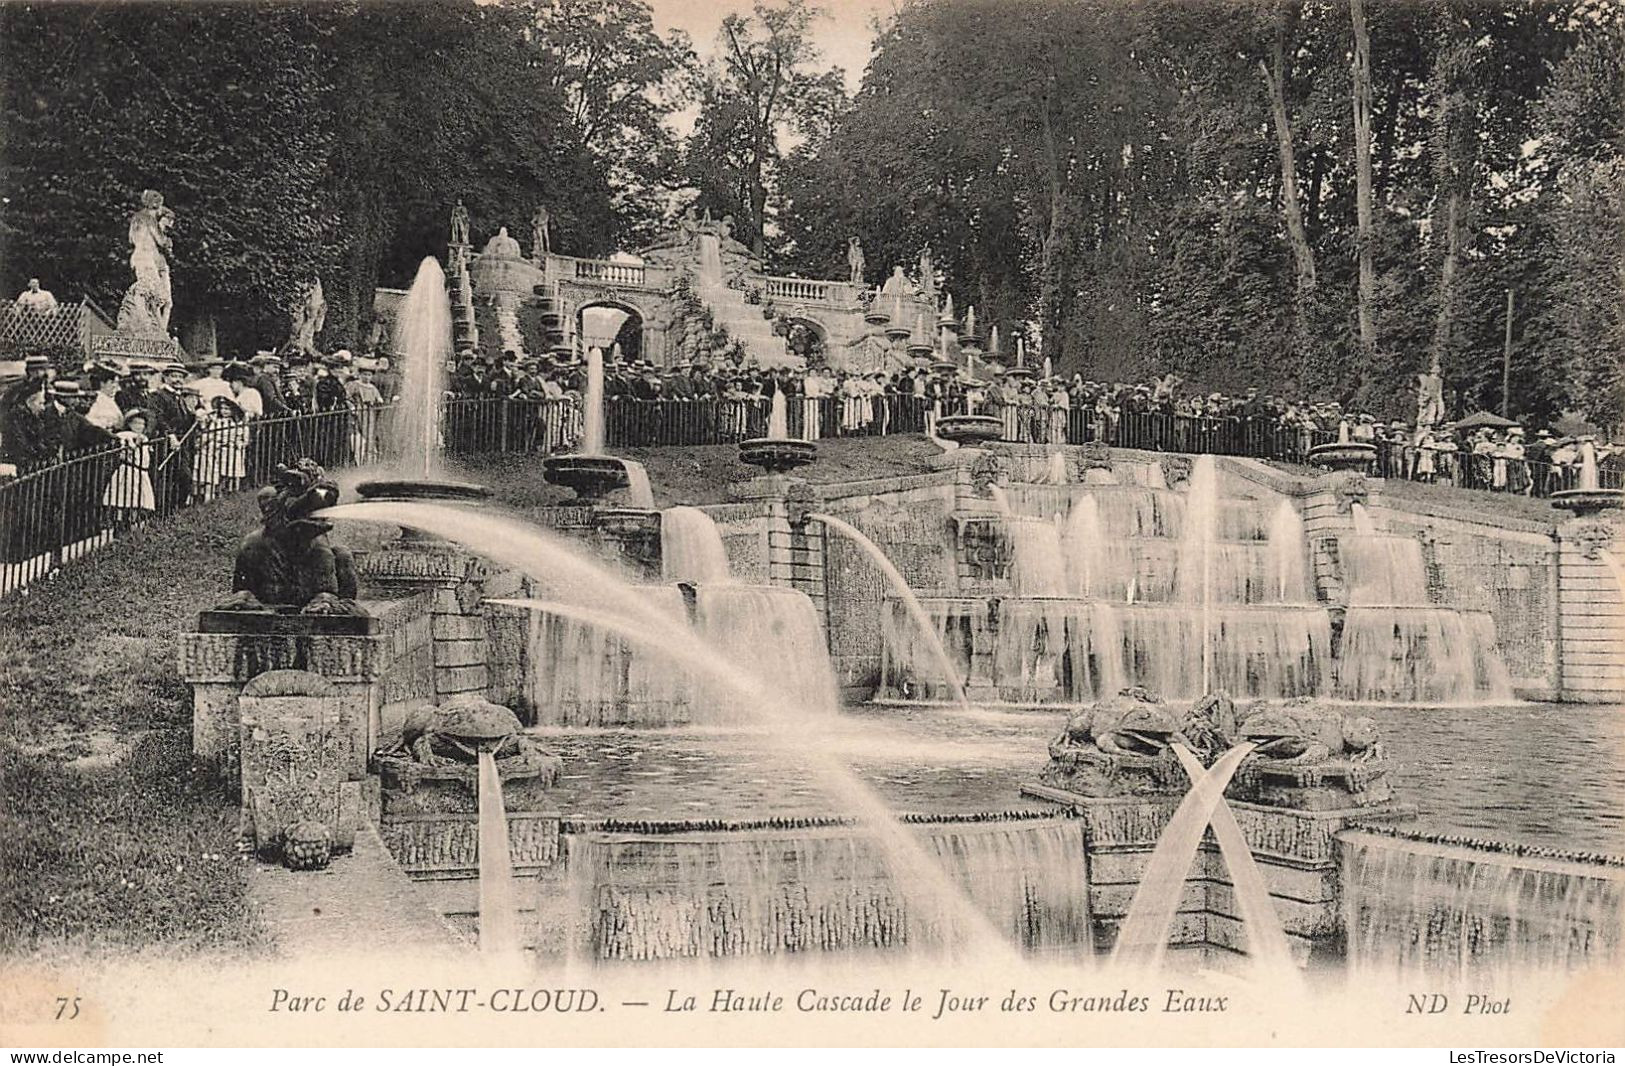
[2,0,1622,1049]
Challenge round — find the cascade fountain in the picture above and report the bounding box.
[887,451,1332,703]
[388,257,452,477]
[1334,504,1513,703]
[1551,437,1625,515]
[542,346,655,509]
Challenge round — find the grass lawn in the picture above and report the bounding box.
[0,494,266,960]
[448,434,944,512]
[1263,459,1562,527]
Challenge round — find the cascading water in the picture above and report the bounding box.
[1335,506,1514,703]
[815,513,976,712]
[661,506,732,584]
[389,257,451,475]
[506,588,695,727]
[570,818,1091,961]
[318,500,1020,962]
[477,750,522,963]
[887,455,1333,703]
[1343,832,1625,983]
[1007,518,1069,596]
[1112,743,1257,969]
[691,584,841,720]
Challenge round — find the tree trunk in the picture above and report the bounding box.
[1038,84,1070,368]
[1258,38,1317,379]
[1351,0,1377,359]
[1427,170,1462,380]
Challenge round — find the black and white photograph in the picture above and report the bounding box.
[0,0,1622,1050]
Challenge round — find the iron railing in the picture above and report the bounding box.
[3,393,1614,598]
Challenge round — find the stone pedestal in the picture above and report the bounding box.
[238,669,368,854]
[179,596,433,781]
[1555,515,1625,701]
[358,538,492,700]
[1023,784,1413,965]
[728,475,825,606]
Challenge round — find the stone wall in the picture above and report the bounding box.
[814,474,957,693]
[1371,503,1559,693]
[180,594,436,778]
[1555,517,1625,702]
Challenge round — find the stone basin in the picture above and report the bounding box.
[355,479,494,502]
[739,437,818,475]
[936,414,1004,447]
[1307,441,1377,472]
[543,454,634,500]
[1551,489,1625,516]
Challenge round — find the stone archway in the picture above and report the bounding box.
[779,315,828,365]
[575,299,645,364]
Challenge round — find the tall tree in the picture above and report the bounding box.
[521,0,695,247]
[682,0,845,259]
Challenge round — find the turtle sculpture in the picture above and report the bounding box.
[1041,688,1195,796]
[378,695,562,792]
[1226,699,1392,810]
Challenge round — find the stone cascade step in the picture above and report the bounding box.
[696,283,791,366]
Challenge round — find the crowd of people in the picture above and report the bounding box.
[0,349,389,564]
[1,344,1617,570]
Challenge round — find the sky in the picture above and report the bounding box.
[649,0,898,93]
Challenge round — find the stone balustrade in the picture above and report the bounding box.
[549,255,668,289]
[760,275,853,305]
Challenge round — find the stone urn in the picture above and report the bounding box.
[936,414,1004,447]
[739,437,819,475]
[1307,440,1377,473]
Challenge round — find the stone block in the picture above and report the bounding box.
[433,613,487,641]
[435,638,487,668]
[435,664,488,695]
[238,670,367,854]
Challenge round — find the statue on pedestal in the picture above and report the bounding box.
[287,278,326,357]
[1416,369,1445,438]
[216,459,363,614]
[116,189,175,336]
[847,236,866,287]
[450,199,470,248]
[531,205,551,262]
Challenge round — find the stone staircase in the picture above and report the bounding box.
[696,281,790,367]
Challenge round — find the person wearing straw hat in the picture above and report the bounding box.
[103,408,157,523]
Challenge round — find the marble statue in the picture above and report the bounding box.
[116,190,175,335]
[918,243,935,301]
[450,199,470,247]
[531,205,551,261]
[216,459,363,613]
[1416,369,1445,436]
[847,236,866,287]
[482,226,523,259]
[288,278,326,357]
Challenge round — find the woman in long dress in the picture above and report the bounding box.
[103,410,156,523]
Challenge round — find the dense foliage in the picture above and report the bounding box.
[778,0,1625,429]
[2,0,1619,429]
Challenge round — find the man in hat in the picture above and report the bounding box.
[51,380,114,454]
[3,352,53,409]
[146,361,197,509]
[249,354,291,417]
[116,362,152,415]
[1,377,63,470]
